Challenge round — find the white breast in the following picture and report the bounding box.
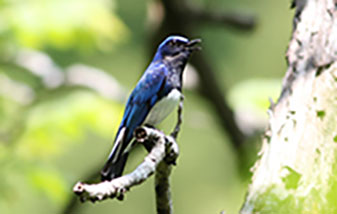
[144,89,181,126]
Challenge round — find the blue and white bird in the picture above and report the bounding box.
[101,35,201,181]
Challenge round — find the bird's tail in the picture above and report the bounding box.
[101,152,129,181]
[101,127,130,181]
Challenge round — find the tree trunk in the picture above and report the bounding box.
[241,0,337,213]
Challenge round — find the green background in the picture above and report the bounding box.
[0,0,293,213]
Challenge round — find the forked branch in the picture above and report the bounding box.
[72,98,184,214]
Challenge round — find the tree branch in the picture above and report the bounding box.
[170,95,184,139]
[66,90,184,214]
[155,161,173,214]
[191,9,256,31]
[73,126,179,205]
[241,0,337,213]
[191,53,246,148]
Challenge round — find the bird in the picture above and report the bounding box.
[101,35,201,181]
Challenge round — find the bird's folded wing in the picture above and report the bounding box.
[116,64,173,152]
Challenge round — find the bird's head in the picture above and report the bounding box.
[154,35,201,61]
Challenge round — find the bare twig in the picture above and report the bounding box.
[62,169,99,214]
[67,81,185,214]
[155,161,173,214]
[170,95,184,139]
[73,127,179,207]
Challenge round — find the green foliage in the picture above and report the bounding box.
[0,0,294,213]
[0,0,128,207]
[17,91,122,159]
[0,0,129,51]
[0,90,123,211]
[27,165,69,204]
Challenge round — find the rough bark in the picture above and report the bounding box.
[241,0,337,213]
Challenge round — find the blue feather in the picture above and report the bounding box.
[101,35,200,181]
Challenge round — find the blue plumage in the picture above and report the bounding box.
[101,35,201,181]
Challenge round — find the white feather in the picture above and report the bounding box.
[144,89,181,125]
[108,127,126,163]
[110,89,181,157]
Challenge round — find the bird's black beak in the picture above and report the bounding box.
[186,38,202,51]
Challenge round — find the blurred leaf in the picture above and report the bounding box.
[26,165,69,204]
[17,91,122,159]
[0,0,129,51]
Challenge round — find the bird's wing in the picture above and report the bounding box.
[111,64,172,158]
[101,64,172,180]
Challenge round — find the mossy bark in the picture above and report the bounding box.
[241,0,337,213]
